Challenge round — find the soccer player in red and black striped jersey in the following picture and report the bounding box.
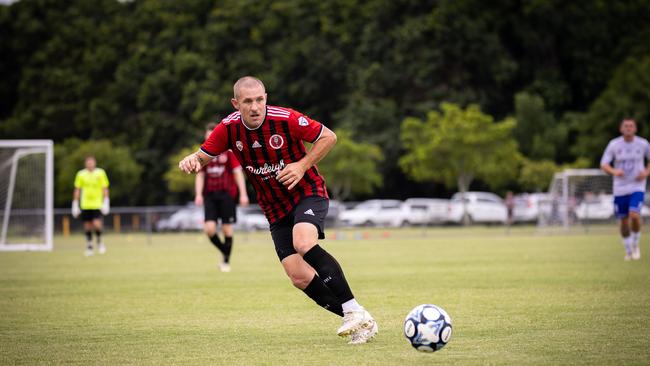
[195,122,249,272]
[179,76,377,344]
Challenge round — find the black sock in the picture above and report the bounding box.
[85,231,92,246]
[95,229,102,244]
[223,236,233,263]
[303,245,355,304]
[303,274,343,317]
[209,234,226,253]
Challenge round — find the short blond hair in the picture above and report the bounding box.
[233,76,265,99]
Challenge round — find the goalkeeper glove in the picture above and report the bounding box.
[101,197,110,215]
[72,200,81,218]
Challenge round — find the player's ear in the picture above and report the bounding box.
[231,98,239,110]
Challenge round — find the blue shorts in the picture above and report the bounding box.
[614,192,645,219]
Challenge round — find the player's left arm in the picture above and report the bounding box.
[101,170,110,214]
[277,126,337,190]
[637,141,650,181]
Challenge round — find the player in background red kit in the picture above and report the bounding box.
[195,122,249,272]
[179,76,377,344]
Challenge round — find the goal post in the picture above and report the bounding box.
[538,168,614,231]
[0,140,54,251]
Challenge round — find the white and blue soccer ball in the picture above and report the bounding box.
[403,304,452,352]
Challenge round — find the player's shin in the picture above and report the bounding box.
[223,236,233,263]
[302,274,343,316]
[302,245,355,306]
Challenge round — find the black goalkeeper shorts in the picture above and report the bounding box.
[269,196,328,261]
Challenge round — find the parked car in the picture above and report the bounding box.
[512,193,551,222]
[156,204,269,231]
[326,200,346,227]
[339,199,409,227]
[447,192,508,224]
[236,205,269,231]
[575,194,614,220]
[156,205,203,231]
[403,198,450,225]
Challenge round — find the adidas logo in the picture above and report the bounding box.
[304,209,315,216]
[252,141,262,148]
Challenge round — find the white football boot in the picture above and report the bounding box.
[218,261,231,272]
[337,308,373,337]
[84,246,94,257]
[98,243,106,255]
[632,245,641,260]
[348,314,378,344]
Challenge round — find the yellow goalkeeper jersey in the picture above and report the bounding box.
[74,168,109,210]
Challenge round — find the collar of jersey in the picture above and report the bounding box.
[241,107,268,131]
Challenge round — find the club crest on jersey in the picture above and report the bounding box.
[298,116,309,126]
[269,134,284,149]
[236,141,243,151]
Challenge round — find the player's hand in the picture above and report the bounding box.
[71,200,80,218]
[239,194,249,207]
[277,162,306,190]
[194,195,204,206]
[100,197,110,215]
[179,153,202,174]
[613,169,625,177]
[636,170,649,181]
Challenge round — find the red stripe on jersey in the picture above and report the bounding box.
[201,151,239,198]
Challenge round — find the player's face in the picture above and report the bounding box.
[620,120,637,138]
[85,157,96,171]
[231,85,267,128]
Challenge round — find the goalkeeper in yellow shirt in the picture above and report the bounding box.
[72,156,110,256]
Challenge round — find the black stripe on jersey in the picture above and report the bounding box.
[234,123,274,208]
[253,124,294,216]
[269,120,304,202]
[280,121,319,196]
[244,123,284,221]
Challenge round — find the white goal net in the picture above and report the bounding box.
[0,140,54,251]
[537,169,615,231]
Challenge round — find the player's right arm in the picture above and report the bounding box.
[600,142,624,177]
[195,171,205,206]
[179,122,228,174]
[72,172,82,218]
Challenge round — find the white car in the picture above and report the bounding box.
[403,198,451,225]
[156,205,203,231]
[236,205,269,231]
[339,199,409,227]
[575,194,614,220]
[512,193,551,222]
[447,192,508,224]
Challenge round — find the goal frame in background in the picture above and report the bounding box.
[0,140,54,251]
[538,168,612,231]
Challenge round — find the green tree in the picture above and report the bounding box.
[317,129,384,200]
[513,92,568,161]
[164,145,200,196]
[573,55,650,163]
[54,139,142,207]
[400,103,521,222]
[518,159,559,192]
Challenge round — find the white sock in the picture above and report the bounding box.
[342,299,363,313]
[623,236,633,255]
[631,231,640,247]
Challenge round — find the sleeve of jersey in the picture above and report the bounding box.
[101,170,110,188]
[227,150,242,170]
[200,123,229,158]
[288,110,324,143]
[600,142,614,166]
[74,172,82,189]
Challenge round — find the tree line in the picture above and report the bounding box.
[1,0,649,206]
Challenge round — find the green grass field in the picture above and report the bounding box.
[1,228,649,365]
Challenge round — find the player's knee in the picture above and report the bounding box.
[293,237,316,255]
[204,222,217,236]
[292,224,317,254]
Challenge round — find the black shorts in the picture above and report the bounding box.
[204,192,237,224]
[81,209,102,222]
[270,196,328,261]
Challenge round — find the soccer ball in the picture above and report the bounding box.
[403,304,452,352]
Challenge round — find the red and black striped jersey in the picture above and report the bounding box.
[201,150,241,198]
[200,105,329,223]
